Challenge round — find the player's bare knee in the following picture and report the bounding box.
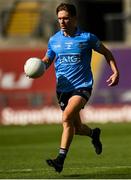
[62,111,72,122]
[62,112,74,127]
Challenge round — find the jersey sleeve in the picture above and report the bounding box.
[46,39,56,61]
[89,33,102,51]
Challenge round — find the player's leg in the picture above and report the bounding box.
[46,95,86,173]
[74,112,102,155]
[73,111,92,136]
[60,95,87,149]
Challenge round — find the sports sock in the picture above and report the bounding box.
[56,148,68,164]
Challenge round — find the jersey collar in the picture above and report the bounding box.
[61,27,81,37]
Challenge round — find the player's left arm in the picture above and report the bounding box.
[96,43,119,86]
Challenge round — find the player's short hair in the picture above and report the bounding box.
[56,3,77,17]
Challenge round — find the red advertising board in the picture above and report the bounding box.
[0,49,56,109]
[0,47,131,125]
[0,49,56,93]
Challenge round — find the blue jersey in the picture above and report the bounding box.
[46,28,101,92]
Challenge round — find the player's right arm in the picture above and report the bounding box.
[42,56,53,69]
[42,38,56,70]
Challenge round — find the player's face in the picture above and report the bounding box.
[57,10,76,32]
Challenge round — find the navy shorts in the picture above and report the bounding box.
[56,88,92,111]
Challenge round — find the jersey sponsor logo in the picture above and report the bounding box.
[59,53,81,64]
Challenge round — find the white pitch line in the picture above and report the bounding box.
[0,169,33,173]
[0,166,131,173]
[64,166,131,171]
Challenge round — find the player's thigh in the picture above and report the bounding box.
[63,95,87,120]
[68,95,87,111]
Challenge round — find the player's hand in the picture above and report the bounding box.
[106,73,119,86]
[25,74,30,78]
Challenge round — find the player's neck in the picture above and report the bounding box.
[63,27,77,37]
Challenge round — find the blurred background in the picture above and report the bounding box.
[0,0,131,125]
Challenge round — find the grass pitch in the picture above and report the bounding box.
[0,123,131,179]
